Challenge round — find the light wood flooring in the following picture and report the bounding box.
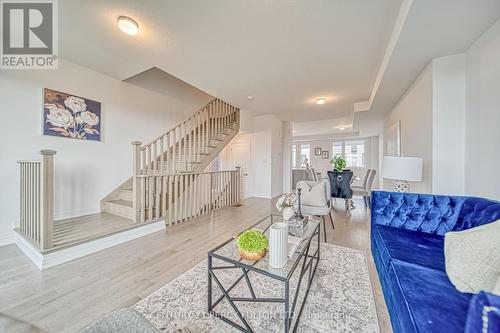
[52,213,135,248]
[0,197,391,333]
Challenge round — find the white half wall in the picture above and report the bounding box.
[465,18,500,201]
[432,54,466,195]
[384,65,433,193]
[0,59,209,246]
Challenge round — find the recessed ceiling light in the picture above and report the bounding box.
[338,127,345,130]
[247,96,254,100]
[315,97,326,105]
[118,16,139,36]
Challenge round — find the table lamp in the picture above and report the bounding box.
[383,156,423,192]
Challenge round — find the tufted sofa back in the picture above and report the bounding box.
[370,191,500,236]
[454,197,500,231]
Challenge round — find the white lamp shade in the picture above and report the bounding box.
[383,156,423,182]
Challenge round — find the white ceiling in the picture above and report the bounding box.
[59,0,500,127]
[367,0,500,119]
[292,117,353,137]
[59,0,401,122]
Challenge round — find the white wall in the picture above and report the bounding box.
[384,65,433,193]
[432,54,466,195]
[282,122,293,193]
[0,60,209,246]
[253,115,283,198]
[382,16,500,200]
[217,114,284,199]
[465,18,500,200]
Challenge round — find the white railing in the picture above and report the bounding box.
[135,169,240,224]
[131,98,240,223]
[134,98,239,176]
[18,150,55,250]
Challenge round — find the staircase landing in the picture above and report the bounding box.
[52,213,135,248]
[15,213,165,269]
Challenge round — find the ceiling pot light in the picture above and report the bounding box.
[247,96,254,100]
[338,127,345,130]
[118,16,139,35]
[315,97,326,105]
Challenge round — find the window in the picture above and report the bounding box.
[332,141,343,159]
[332,140,365,167]
[300,144,310,168]
[291,144,297,168]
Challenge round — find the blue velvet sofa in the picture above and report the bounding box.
[371,191,500,333]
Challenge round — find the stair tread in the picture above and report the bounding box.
[107,199,133,208]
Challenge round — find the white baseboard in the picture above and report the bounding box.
[15,221,166,270]
[0,232,16,247]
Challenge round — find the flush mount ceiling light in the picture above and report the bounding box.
[247,96,254,100]
[118,16,139,35]
[315,97,326,105]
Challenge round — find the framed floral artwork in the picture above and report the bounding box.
[43,88,101,141]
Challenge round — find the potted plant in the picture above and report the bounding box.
[276,193,297,220]
[237,229,269,261]
[331,155,347,172]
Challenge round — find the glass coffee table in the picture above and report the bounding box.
[207,214,320,333]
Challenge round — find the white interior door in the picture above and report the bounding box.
[231,141,251,199]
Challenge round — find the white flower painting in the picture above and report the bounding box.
[43,88,101,141]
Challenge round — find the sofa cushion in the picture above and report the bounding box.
[297,180,327,207]
[445,219,500,293]
[373,224,446,271]
[388,260,472,333]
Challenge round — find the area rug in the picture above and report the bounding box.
[133,243,379,332]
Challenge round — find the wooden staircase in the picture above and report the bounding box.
[16,98,241,258]
[101,98,241,223]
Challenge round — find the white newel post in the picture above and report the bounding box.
[132,141,142,223]
[40,149,55,250]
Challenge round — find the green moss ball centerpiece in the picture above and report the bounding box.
[237,229,269,261]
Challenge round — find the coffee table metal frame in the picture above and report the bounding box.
[207,215,320,333]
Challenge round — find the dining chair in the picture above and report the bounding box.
[296,179,335,242]
[327,170,354,215]
[353,169,371,189]
[306,167,319,181]
[352,169,377,208]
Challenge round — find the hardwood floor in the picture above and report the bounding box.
[0,197,391,333]
[52,213,135,248]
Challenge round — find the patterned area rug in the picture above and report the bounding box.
[133,243,379,332]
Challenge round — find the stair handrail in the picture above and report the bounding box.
[130,97,240,222]
[135,98,239,175]
[141,97,217,150]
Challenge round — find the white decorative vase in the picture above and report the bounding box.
[269,222,288,268]
[282,207,294,221]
